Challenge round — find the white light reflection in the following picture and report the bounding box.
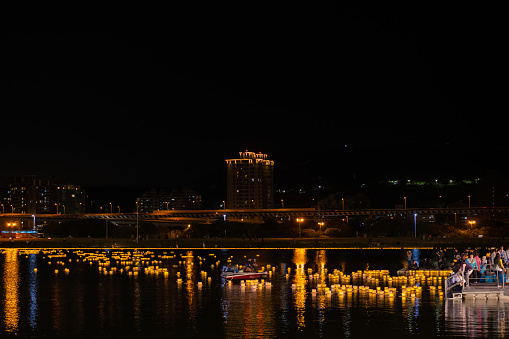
[28,253,38,332]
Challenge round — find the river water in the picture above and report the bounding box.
[0,248,507,338]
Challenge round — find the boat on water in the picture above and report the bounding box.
[221,259,268,281]
[221,270,268,280]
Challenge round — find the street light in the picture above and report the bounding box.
[136,201,139,245]
[296,218,304,238]
[7,222,16,239]
[318,222,324,238]
[414,213,417,238]
[468,219,476,237]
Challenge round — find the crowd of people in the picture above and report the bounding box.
[407,247,509,286]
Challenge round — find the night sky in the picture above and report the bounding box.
[2,3,508,191]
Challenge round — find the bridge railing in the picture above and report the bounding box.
[2,207,509,220]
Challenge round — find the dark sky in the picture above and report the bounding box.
[2,3,508,189]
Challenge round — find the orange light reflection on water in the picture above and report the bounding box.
[292,248,307,330]
[184,251,197,329]
[3,249,19,334]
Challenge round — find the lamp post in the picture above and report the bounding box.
[404,197,407,209]
[297,218,304,238]
[318,222,324,238]
[136,201,139,245]
[468,220,476,235]
[7,222,16,239]
[414,213,417,238]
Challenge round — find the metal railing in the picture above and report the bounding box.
[445,266,506,298]
[445,269,465,298]
[464,269,505,288]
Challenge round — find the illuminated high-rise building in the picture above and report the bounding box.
[226,151,274,209]
[0,175,84,214]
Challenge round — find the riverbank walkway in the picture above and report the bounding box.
[3,236,509,249]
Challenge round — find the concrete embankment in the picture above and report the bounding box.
[1,237,507,249]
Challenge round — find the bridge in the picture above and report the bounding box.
[1,207,508,223]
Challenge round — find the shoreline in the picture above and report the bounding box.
[1,236,507,249]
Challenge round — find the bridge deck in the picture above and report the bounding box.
[1,207,509,220]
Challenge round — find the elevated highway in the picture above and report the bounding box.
[1,207,509,222]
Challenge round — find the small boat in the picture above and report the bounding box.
[221,260,268,281]
[221,270,268,280]
[397,268,410,276]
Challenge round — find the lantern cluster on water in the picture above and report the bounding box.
[6,249,450,302]
[290,267,448,301]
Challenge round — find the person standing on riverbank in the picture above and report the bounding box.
[462,255,474,286]
[493,253,506,283]
[453,249,461,261]
[500,247,508,264]
[407,250,412,269]
[475,252,481,280]
[466,254,478,284]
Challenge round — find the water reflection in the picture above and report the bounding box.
[184,251,197,331]
[3,249,19,334]
[445,299,509,337]
[2,248,509,337]
[221,256,276,337]
[292,248,307,330]
[27,253,37,332]
[51,264,63,334]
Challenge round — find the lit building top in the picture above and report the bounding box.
[225,151,273,165]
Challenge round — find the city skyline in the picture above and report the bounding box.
[2,165,505,214]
